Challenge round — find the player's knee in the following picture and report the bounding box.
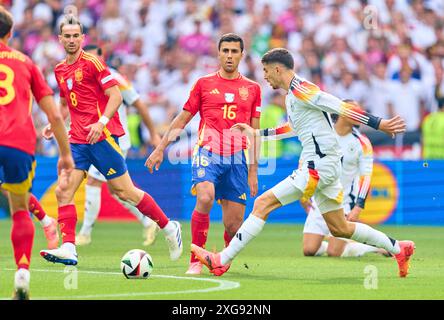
[55,186,70,203]
[196,193,214,208]
[252,195,269,214]
[224,221,242,237]
[303,246,317,256]
[114,189,130,202]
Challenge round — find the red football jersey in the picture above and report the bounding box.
[54,50,124,144]
[183,72,262,156]
[0,42,53,155]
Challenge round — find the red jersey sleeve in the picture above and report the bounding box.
[252,83,262,118]
[29,62,53,102]
[88,56,118,91]
[183,79,201,116]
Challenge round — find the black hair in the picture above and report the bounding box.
[218,33,244,52]
[83,44,102,56]
[261,48,294,70]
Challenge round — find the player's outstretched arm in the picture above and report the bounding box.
[312,91,406,136]
[145,110,193,173]
[231,122,296,141]
[132,98,161,147]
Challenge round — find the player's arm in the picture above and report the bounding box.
[231,122,297,141]
[348,135,374,222]
[86,85,123,144]
[302,86,405,137]
[132,98,161,147]
[38,95,74,188]
[145,110,194,173]
[258,122,297,140]
[248,118,260,197]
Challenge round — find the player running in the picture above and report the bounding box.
[192,48,415,277]
[75,45,161,247]
[0,7,73,299]
[40,15,182,266]
[302,106,389,258]
[146,33,261,275]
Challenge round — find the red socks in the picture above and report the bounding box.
[11,211,35,270]
[58,205,77,244]
[224,230,233,248]
[191,210,209,263]
[136,193,169,229]
[29,194,46,221]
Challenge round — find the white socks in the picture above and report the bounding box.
[220,214,265,265]
[351,223,400,255]
[315,241,328,256]
[114,195,155,228]
[40,215,53,228]
[61,242,77,255]
[341,241,380,257]
[80,185,101,235]
[162,221,176,235]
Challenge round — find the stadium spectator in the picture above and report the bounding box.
[387,66,427,132]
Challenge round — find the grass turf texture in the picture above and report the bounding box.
[0,220,443,300]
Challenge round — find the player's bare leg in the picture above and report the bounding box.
[192,190,281,276]
[327,236,389,257]
[106,179,160,246]
[9,191,33,300]
[302,233,327,256]
[186,182,214,274]
[108,171,183,261]
[40,169,85,266]
[323,209,415,276]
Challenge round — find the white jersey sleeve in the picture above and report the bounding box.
[291,75,383,129]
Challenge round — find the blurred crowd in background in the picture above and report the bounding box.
[3,0,444,159]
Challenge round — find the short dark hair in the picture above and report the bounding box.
[59,14,83,34]
[261,48,294,70]
[0,6,13,38]
[218,33,244,52]
[83,44,102,56]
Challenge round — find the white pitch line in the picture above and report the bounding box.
[2,268,240,300]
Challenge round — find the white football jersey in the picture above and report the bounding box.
[109,68,140,151]
[263,75,380,162]
[337,127,373,211]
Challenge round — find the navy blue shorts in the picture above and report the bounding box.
[71,135,127,180]
[191,147,248,205]
[0,146,36,194]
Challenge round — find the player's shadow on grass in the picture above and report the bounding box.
[220,270,363,285]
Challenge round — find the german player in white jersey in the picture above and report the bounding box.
[192,48,415,277]
[303,105,389,258]
[75,45,161,247]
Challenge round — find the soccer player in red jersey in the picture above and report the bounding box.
[0,7,73,299]
[40,15,182,266]
[146,33,262,275]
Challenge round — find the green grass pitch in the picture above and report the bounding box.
[0,220,443,300]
